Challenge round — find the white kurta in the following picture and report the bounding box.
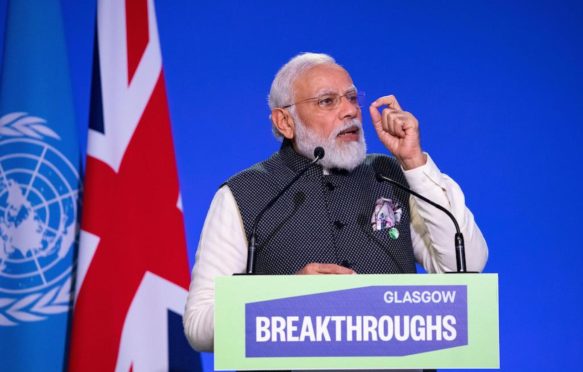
[184,154,488,352]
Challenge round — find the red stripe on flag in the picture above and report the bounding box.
[69,72,190,371]
[125,0,149,84]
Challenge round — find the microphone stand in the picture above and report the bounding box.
[245,148,325,274]
[376,173,470,273]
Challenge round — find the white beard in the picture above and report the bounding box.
[293,114,367,171]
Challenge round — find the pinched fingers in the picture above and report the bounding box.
[370,95,402,111]
[369,95,407,135]
[369,95,401,126]
[382,110,415,138]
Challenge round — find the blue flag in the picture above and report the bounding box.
[0,1,81,371]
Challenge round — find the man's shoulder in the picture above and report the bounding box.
[224,152,284,187]
[363,153,401,171]
[362,153,408,184]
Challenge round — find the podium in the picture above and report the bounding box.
[215,274,499,370]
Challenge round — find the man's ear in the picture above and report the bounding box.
[271,108,295,139]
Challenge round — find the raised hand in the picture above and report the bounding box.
[369,95,426,170]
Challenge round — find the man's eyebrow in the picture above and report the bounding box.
[313,88,338,96]
[341,85,358,94]
[314,85,357,96]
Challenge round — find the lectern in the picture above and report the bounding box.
[215,274,499,370]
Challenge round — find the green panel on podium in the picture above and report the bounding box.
[215,273,499,370]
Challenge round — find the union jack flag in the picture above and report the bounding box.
[68,0,200,370]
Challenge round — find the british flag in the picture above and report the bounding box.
[68,0,200,370]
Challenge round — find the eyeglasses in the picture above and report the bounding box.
[281,90,365,111]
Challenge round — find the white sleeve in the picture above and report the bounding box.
[405,154,488,273]
[183,185,247,352]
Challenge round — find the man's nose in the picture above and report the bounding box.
[338,95,359,119]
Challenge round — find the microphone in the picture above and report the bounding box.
[375,173,469,273]
[313,146,325,160]
[245,147,325,274]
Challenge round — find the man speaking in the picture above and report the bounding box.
[183,53,488,352]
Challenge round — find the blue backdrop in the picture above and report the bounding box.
[2,1,581,371]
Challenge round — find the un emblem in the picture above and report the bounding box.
[0,112,79,326]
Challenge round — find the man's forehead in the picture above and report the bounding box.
[294,64,355,95]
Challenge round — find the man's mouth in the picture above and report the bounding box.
[336,125,360,141]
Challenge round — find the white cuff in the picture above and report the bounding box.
[402,153,445,192]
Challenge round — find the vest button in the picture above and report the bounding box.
[334,220,345,229]
[325,182,335,191]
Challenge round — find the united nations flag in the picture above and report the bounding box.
[0,1,81,371]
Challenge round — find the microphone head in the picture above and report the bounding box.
[375,172,384,182]
[313,147,325,159]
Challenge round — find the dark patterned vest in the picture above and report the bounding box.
[227,140,417,275]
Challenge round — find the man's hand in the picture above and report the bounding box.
[369,95,426,170]
[296,263,356,275]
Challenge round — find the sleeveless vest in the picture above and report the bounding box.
[227,140,417,275]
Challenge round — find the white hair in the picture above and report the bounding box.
[268,52,336,139]
[292,111,367,171]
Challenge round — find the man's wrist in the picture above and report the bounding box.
[399,152,427,170]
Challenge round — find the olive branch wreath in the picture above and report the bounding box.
[0,112,74,326]
[0,278,72,326]
[0,112,60,139]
